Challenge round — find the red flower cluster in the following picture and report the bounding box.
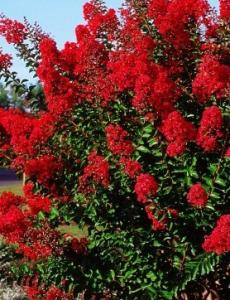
[192,54,230,102]
[220,0,230,22]
[71,237,88,255]
[167,208,179,218]
[0,17,27,44]
[0,191,61,261]
[37,19,111,115]
[24,285,39,300]
[145,206,166,231]
[0,108,36,155]
[119,157,142,178]
[161,111,196,156]
[17,224,62,261]
[45,286,72,300]
[105,124,134,156]
[0,109,55,155]
[23,182,34,197]
[83,1,118,39]
[27,195,51,216]
[0,192,28,243]
[24,155,63,188]
[105,124,143,179]
[24,284,72,300]
[187,183,208,208]
[24,182,52,215]
[79,150,110,192]
[29,112,56,147]
[135,173,158,204]
[202,214,230,255]
[0,50,12,69]
[36,37,77,115]
[147,0,210,50]
[132,65,180,119]
[196,106,223,152]
[225,147,230,158]
[34,0,225,121]
[145,205,178,231]
[18,241,52,261]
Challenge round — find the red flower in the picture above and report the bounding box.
[27,195,51,215]
[0,192,24,214]
[23,182,34,198]
[145,206,166,231]
[148,0,210,50]
[18,242,52,261]
[71,237,88,255]
[119,158,142,178]
[0,17,26,44]
[167,208,179,218]
[135,173,158,204]
[0,50,12,69]
[196,106,223,152]
[0,205,28,243]
[219,0,230,22]
[187,183,208,208]
[192,54,230,102]
[24,155,63,188]
[225,147,230,158]
[17,224,62,261]
[144,112,156,123]
[0,192,29,243]
[75,25,90,42]
[161,111,196,156]
[29,112,56,146]
[45,286,72,300]
[105,124,134,156]
[79,150,110,192]
[24,286,39,300]
[0,108,36,155]
[132,66,180,119]
[202,214,230,255]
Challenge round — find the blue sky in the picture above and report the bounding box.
[0,0,219,81]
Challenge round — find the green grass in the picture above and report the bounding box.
[58,224,88,238]
[0,182,23,195]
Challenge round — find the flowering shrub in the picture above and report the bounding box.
[0,0,229,299]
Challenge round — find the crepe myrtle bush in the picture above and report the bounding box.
[0,0,229,299]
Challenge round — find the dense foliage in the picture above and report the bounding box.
[0,1,229,299]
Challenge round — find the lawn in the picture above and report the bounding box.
[58,224,88,238]
[0,181,23,195]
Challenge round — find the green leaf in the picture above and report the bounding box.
[210,192,221,200]
[137,145,151,153]
[161,290,174,300]
[143,124,153,133]
[49,207,59,220]
[146,271,157,282]
[109,269,115,281]
[123,269,136,281]
[153,240,162,247]
[215,177,226,187]
[209,164,217,175]
[148,139,158,147]
[37,211,45,221]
